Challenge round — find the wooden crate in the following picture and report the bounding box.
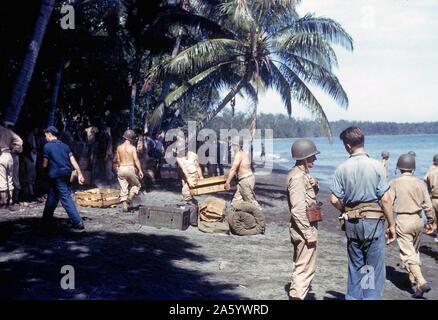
[190,175,236,196]
[75,188,120,208]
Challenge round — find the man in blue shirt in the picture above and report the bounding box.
[42,126,85,230]
[330,127,396,300]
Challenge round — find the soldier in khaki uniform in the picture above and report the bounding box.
[225,137,260,210]
[175,134,203,203]
[286,139,320,300]
[114,130,144,212]
[0,123,22,210]
[390,154,436,298]
[424,154,438,243]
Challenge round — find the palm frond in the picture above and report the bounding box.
[279,63,333,139]
[273,32,339,70]
[164,61,234,107]
[269,61,292,115]
[165,38,244,77]
[280,55,348,108]
[284,14,354,51]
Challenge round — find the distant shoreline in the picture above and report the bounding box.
[253,132,438,141]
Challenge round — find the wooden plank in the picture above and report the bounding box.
[190,181,236,196]
[195,175,228,187]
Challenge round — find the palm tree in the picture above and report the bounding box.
[3,0,56,126]
[152,0,353,138]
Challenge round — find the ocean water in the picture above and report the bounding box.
[253,134,438,185]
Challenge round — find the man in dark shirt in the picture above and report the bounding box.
[42,126,85,230]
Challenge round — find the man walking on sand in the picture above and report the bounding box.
[225,137,261,210]
[424,154,438,243]
[0,121,23,210]
[41,126,85,230]
[114,130,143,212]
[390,154,436,298]
[330,126,396,300]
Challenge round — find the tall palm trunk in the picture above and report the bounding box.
[129,82,137,129]
[129,54,141,129]
[47,58,64,127]
[3,0,55,125]
[197,78,246,131]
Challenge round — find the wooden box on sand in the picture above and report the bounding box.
[75,188,120,208]
[189,175,236,196]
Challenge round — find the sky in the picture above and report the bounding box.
[234,0,438,123]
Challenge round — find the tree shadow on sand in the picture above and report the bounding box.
[0,217,246,300]
[419,245,438,262]
[385,266,415,295]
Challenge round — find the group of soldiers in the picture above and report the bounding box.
[288,126,437,300]
[3,120,438,300]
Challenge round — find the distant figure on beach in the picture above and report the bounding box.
[114,130,143,212]
[424,154,438,244]
[286,139,321,300]
[390,154,436,298]
[381,150,389,178]
[41,126,85,231]
[225,137,260,210]
[330,126,396,300]
[260,142,266,165]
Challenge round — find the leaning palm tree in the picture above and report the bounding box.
[150,0,353,138]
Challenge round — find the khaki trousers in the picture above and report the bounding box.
[431,199,438,219]
[12,154,20,191]
[232,174,261,210]
[289,221,318,300]
[117,165,141,202]
[0,152,14,193]
[396,214,424,270]
[182,172,198,202]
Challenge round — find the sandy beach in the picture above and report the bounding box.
[0,167,437,300]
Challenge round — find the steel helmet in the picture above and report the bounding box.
[123,129,137,142]
[408,151,417,157]
[381,151,389,159]
[291,139,320,160]
[433,154,438,165]
[397,154,416,171]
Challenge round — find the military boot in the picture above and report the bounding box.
[410,264,431,298]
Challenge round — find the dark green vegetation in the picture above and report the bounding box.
[1,0,352,138]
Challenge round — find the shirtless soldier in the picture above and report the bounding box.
[224,137,260,210]
[114,130,144,212]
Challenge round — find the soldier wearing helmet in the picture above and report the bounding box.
[423,154,438,244]
[381,151,390,178]
[114,129,144,212]
[390,154,436,298]
[286,139,320,300]
[224,136,260,210]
